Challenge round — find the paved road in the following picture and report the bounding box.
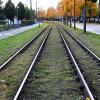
[0,23,41,39]
[72,23,100,35]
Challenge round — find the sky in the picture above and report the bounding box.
[2,0,61,10]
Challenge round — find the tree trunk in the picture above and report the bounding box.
[89,4,91,23]
[66,6,68,26]
[70,0,72,27]
[98,0,100,23]
[84,0,86,33]
[70,16,72,27]
[13,20,14,28]
[66,16,68,26]
[10,20,11,29]
[74,0,76,29]
[63,15,66,25]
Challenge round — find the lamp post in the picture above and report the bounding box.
[17,6,19,27]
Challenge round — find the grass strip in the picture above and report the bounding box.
[62,24,100,57]
[0,23,48,65]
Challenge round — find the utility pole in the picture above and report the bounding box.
[36,1,37,23]
[30,0,32,20]
[38,7,40,28]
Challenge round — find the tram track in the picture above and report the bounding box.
[0,24,99,100]
[15,25,85,100]
[0,26,51,100]
[13,26,52,100]
[57,26,94,100]
[58,25,100,99]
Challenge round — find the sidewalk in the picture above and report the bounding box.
[72,23,100,35]
[0,23,41,39]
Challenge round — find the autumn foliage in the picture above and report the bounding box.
[37,0,98,20]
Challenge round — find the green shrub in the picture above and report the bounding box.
[21,20,35,26]
[0,20,6,25]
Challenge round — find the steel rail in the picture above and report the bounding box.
[57,27,95,100]
[61,25,100,63]
[13,27,52,100]
[0,26,49,70]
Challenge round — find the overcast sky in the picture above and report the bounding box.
[3,0,61,10]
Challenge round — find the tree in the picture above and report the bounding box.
[84,0,97,33]
[17,2,25,20]
[72,0,84,29]
[0,0,2,8]
[87,1,98,22]
[57,1,64,18]
[98,0,100,22]
[46,7,56,20]
[57,0,70,25]
[24,6,30,20]
[56,0,98,32]
[37,8,46,20]
[4,0,15,22]
[0,0,5,20]
[32,10,36,19]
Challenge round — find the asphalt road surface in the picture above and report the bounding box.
[72,23,100,35]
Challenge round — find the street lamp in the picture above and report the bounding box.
[17,6,19,27]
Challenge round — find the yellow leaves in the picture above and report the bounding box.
[86,1,98,17]
[56,0,98,17]
[71,0,82,16]
[46,7,56,18]
[57,1,64,16]
[62,0,70,14]
[85,97,90,100]
[37,8,46,18]
[37,0,98,19]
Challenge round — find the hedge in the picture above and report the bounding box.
[0,20,6,25]
[21,20,35,26]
